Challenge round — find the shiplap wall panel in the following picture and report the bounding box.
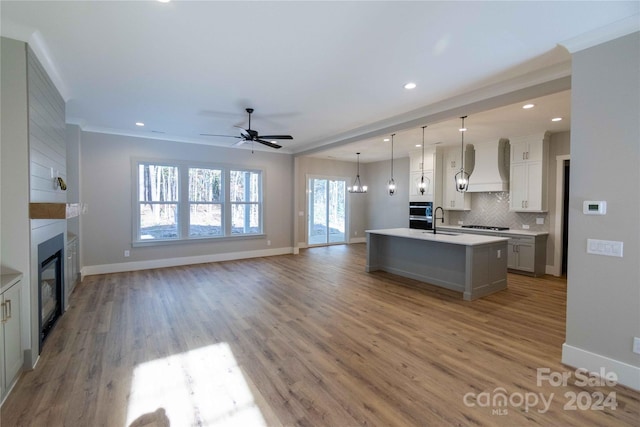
[27,47,66,205]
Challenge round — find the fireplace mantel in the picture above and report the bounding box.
[30,203,80,219]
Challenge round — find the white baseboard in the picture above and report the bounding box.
[82,247,293,277]
[350,237,366,244]
[562,343,640,391]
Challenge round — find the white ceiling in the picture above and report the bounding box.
[1,1,638,161]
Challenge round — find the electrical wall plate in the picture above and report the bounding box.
[583,200,607,215]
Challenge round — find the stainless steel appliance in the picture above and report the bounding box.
[409,202,433,230]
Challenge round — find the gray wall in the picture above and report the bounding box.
[80,132,293,268]
[565,32,639,372]
[365,157,410,230]
[294,156,368,246]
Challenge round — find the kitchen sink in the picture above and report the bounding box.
[424,231,460,236]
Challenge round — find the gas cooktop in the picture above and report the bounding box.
[461,225,510,231]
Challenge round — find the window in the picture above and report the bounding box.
[135,161,263,244]
[189,168,222,238]
[230,170,261,235]
[138,164,179,240]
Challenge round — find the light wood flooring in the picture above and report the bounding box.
[2,244,639,426]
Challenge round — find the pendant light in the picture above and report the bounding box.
[388,134,396,196]
[349,152,367,193]
[419,126,427,195]
[455,116,470,193]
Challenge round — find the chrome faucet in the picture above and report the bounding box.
[433,206,444,234]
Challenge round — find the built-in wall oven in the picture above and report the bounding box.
[409,202,433,230]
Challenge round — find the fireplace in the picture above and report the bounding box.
[38,233,64,351]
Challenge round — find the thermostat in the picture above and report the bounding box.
[583,201,607,215]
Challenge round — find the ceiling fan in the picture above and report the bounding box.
[201,108,293,149]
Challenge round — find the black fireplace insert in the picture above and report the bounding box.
[37,233,64,352]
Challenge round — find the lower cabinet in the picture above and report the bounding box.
[507,237,536,273]
[439,228,548,276]
[1,275,23,403]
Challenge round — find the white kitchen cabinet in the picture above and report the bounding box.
[509,132,549,212]
[409,150,435,202]
[1,274,23,402]
[442,148,471,211]
[410,149,434,172]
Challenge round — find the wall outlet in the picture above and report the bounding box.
[536,217,545,225]
[298,211,304,217]
[633,337,640,355]
[267,240,271,246]
[354,231,358,236]
[497,249,501,259]
[124,250,130,257]
[522,224,530,229]
[458,221,464,225]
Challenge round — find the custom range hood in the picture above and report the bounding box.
[467,138,510,192]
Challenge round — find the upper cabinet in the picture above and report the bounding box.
[409,150,435,202]
[509,132,550,212]
[441,146,471,211]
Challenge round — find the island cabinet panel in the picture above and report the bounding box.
[366,228,508,300]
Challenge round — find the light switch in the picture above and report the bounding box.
[587,239,623,257]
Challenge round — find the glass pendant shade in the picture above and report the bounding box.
[419,175,426,194]
[419,126,427,194]
[349,153,367,193]
[388,134,396,196]
[455,116,469,193]
[455,170,470,192]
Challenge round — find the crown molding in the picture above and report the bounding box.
[559,15,640,54]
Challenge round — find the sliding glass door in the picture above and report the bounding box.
[308,176,347,246]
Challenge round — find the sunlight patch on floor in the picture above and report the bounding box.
[125,343,267,427]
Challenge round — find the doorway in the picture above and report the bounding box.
[308,176,347,246]
[561,160,570,275]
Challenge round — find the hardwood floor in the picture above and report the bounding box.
[2,244,638,426]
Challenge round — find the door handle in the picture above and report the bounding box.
[1,302,5,323]
[5,299,11,320]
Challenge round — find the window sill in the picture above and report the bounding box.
[132,233,266,248]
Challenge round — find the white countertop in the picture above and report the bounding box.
[1,271,23,294]
[438,225,549,237]
[366,228,509,246]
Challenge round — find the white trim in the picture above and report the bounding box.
[562,343,640,391]
[350,237,366,244]
[81,247,293,277]
[553,155,570,277]
[559,15,640,54]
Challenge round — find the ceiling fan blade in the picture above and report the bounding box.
[234,125,251,139]
[200,133,242,138]
[258,135,293,140]
[232,139,247,147]
[256,139,282,149]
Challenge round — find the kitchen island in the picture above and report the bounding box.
[366,228,509,300]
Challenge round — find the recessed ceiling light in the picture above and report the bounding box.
[383,138,390,142]
[157,0,171,3]
[551,117,563,122]
[522,103,535,109]
[459,127,467,132]
[415,144,422,147]
[404,82,417,90]
[135,122,145,127]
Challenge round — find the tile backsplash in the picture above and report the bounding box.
[446,192,549,232]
